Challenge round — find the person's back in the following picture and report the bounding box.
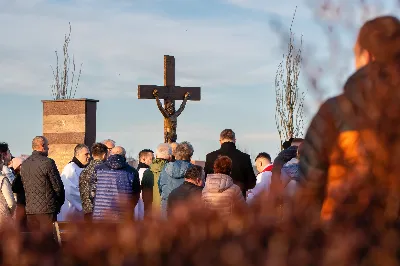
[93,147,140,221]
[21,136,65,231]
[204,129,256,197]
[300,16,400,222]
[167,165,204,212]
[202,156,244,217]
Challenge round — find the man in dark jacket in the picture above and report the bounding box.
[204,129,256,197]
[168,165,204,212]
[21,136,65,231]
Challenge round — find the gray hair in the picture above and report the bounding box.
[74,144,89,157]
[110,146,126,157]
[102,139,115,146]
[175,141,194,161]
[155,143,172,160]
[184,165,203,181]
[220,129,235,142]
[32,136,47,150]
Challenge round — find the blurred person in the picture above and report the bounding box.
[247,152,273,203]
[204,129,256,198]
[79,143,108,221]
[0,152,16,226]
[135,149,154,220]
[202,156,245,217]
[141,144,172,217]
[281,143,304,197]
[169,142,178,162]
[168,165,204,212]
[21,136,65,231]
[0,142,15,183]
[102,139,115,158]
[58,144,90,221]
[300,16,400,221]
[10,157,27,228]
[159,141,193,217]
[92,146,140,221]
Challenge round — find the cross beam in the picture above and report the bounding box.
[137,55,201,101]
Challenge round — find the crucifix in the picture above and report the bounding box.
[138,55,201,143]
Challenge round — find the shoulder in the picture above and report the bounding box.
[124,164,139,176]
[206,150,220,160]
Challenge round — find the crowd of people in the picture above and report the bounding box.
[0,15,399,249]
[0,128,305,231]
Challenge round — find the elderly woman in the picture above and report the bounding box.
[202,156,244,217]
[0,152,16,226]
[159,141,194,216]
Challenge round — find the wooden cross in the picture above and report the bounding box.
[137,55,201,143]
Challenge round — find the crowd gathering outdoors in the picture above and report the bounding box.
[0,128,304,231]
[0,15,400,259]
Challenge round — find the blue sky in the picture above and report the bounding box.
[0,0,396,160]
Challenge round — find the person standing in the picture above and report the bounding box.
[247,152,273,203]
[204,129,256,198]
[79,142,108,221]
[10,157,27,228]
[102,139,116,158]
[159,142,194,217]
[0,152,16,226]
[135,149,154,220]
[21,136,65,231]
[58,144,91,221]
[0,143,15,183]
[141,144,172,217]
[92,146,140,221]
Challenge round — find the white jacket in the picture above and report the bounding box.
[57,162,84,221]
[0,173,16,224]
[2,165,15,184]
[134,167,147,220]
[247,165,273,203]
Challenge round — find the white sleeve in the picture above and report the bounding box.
[1,178,16,214]
[252,172,271,197]
[62,164,83,211]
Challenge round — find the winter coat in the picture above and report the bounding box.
[21,151,65,215]
[141,159,169,213]
[202,173,245,217]
[92,155,140,221]
[168,181,203,210]
[2,165,15,184]
[159,160,192,216]
[0,173,16,225]
[58,162,85,221]
[79,159,104,214]
[281,158,300,197]
[11,173,25,205]
[270,146,299,190]
[205,142,256,196]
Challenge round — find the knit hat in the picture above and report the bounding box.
[12,157,24,170]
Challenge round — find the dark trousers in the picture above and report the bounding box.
[26,213,56,232]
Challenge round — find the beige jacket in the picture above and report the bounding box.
[202,174,245,217]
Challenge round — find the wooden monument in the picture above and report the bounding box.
[138,55,201,143]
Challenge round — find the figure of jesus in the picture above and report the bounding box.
[153,89,191,143]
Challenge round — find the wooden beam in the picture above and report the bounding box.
[138,85,201,101]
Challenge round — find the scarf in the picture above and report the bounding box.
[260,164,273,173]
[70,157,87,169]
[137,162,150,171]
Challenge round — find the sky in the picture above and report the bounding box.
[0,0,397,160]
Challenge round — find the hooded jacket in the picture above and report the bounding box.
[159,160,192,216]
[92,155,140,221]
[202,173,245,217]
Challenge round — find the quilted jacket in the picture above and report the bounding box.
[202,173,245,217]
[21,151,65,215]
[79,159,104,214]
[92,155,140,221]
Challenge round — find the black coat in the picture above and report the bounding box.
[21,151,65,215]
[204,142,256,195]
[167,181,203,210]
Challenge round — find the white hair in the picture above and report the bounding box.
[175,141,194,161]
[155,143,172,160]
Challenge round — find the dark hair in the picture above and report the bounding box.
[139,149,154,160]
[358,16,400,63]
[91,143,108,157]
[184,165,203,180]
[0,142,9,153]
[213,156,232,175]
[282,140,291,150]
[220,129,235,141]
[255,152,271,162]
